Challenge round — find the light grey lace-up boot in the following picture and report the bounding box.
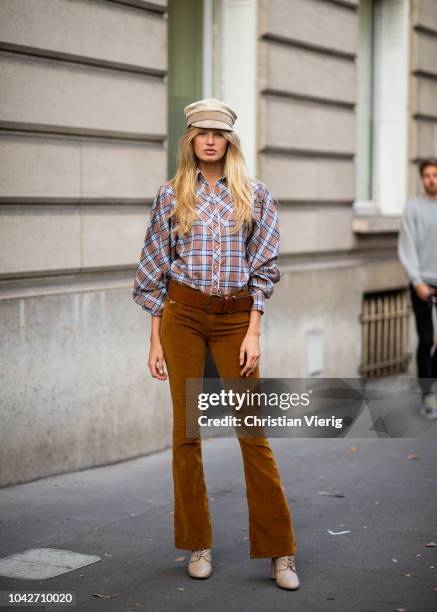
[271,555,300,590]
[187,548,212,579]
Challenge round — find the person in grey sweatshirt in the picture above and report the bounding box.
[398,157,437,418]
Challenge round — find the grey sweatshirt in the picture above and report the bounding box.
[398,195,437,287]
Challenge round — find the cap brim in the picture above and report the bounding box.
[189,119,233,131]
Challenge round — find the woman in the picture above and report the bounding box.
[132,98,299,590]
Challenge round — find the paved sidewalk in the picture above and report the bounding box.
[1,436,436,611]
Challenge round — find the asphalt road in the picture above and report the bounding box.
[1,435,436,611]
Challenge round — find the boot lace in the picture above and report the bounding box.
[275,555,296,573]
[189,548,211,563]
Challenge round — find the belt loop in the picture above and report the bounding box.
[228,295,237,314]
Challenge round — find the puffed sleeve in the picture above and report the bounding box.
[132,185,174,317]
[246,183,281,314]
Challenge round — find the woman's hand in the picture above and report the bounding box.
[240,331,261,377]
[148,338,168,380]
[239,309,262,377]
[147,314,167,380]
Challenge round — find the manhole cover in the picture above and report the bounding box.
[0,548,101,579]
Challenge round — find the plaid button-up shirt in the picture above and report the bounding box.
[132,167,280,317]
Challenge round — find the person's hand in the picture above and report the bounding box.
[148,338,168,380]
[415,283,436,302]
[240,332,260,377]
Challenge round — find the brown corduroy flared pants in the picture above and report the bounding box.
[159,290,297,559]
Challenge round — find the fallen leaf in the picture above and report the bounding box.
[426,542,436,547]
[408,453,420,460]
[347,447,358,452]
[175,556,186,562]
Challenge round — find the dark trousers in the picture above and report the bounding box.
[409,283,437,397]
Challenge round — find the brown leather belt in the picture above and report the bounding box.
[167,278,253,314]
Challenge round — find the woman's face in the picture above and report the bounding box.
[192,129,228,164]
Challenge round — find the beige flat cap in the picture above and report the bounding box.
[184,97,237,131]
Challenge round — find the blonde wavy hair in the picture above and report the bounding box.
[167,126,255,237]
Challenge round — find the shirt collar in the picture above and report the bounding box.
[195,166,228,185]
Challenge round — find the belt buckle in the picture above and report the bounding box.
[225,295,237,314]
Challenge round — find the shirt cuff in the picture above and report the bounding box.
[249,289,265,314]
[132,288,166,316]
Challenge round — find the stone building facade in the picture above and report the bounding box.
[1,0,436,485]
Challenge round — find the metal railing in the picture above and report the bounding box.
[359,288,412,378]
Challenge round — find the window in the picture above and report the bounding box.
[168,0,204,178]
[167,0,257,178]
[356,0,375,205]
[355,0,410,216]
